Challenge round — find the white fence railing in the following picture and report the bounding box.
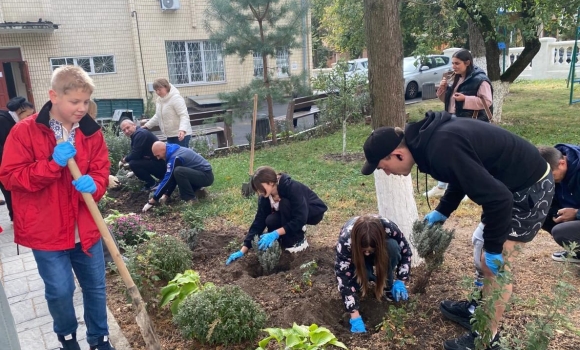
[444,37,576,80]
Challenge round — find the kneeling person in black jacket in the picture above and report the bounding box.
[226,166,328,264]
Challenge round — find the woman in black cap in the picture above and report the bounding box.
[0,97,35,220]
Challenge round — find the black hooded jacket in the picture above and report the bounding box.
[406,111,547,253]
[0,110,17,165]
[243,173,328,249]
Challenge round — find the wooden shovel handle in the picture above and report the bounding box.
[60,139,161,349]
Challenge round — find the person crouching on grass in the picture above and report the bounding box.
[226,166,328,265]
[0,66,114,350]
[335,215,411,333]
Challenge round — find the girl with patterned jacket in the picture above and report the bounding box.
[335,214,412,333]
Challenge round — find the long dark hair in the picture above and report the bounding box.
[450,49,474,92]
[351,215,389,300]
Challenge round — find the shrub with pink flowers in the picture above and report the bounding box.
[110,214,150,246]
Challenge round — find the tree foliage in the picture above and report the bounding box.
[204,0,308,144]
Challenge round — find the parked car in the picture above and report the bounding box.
[343,55,451,99]
[403,55,451,99]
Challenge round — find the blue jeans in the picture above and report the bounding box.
[33,241,108,346]
[364,238,402,289]
[167,135,191,148]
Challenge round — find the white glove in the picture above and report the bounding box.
[126,171,135,178]
[118,160,124,169]
[142,202,153,212]
[159,195,168,205]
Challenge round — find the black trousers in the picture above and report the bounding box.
[0,181,13,221]
[264,199,325,249]
[128,159,166,187]
[173,167,214,200]
[542,216,580,252]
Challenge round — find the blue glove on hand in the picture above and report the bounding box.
[72,175,96,194]
[258,231,280,250]
[424,210,448,226]
[226,250,244,265]
[349,316,366,333]
[484,251,504,275]
[53,142,77,167]
[391,280,409,302]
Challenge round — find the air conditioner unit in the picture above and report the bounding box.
[161,0,180,11]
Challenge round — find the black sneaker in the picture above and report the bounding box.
[444,331,501,350]
[440,299,476,330]
[552,250,580,263]
[90,335,116,350]
[58,333,81,350]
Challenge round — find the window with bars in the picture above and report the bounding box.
[165,41,226,85]
[50,56,116,75]
[253,52,264,78]
[252,48,290,78]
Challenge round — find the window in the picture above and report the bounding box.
[165,41,225,85]
[431,56,449,68]
[50,55,116,75]
[276,48,289,77]
[253,52,264,77]
[252,48,289,78]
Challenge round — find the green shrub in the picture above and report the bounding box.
[179,228,201,250]
[252,235,281,273]
[109,214,150,246]
[115,168,144,193]
[124,235,192,298]
[174,285,267,345]
[102,124,131,174]
[182,207,205,230]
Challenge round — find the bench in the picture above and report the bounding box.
[275,93,328,131]
[143,109,233,148]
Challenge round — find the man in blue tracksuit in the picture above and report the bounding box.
[142,141,213,212]
[538,144,580,263]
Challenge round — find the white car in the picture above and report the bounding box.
[403,55,451,99]
[346,58,369,79]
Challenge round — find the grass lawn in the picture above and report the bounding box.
[109,79,580,350]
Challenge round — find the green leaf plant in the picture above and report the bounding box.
[256,323,347,350]
[160,270,213,315]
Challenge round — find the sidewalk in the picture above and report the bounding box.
[0,206,131,350]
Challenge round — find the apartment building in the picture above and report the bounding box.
[0,0,312,117]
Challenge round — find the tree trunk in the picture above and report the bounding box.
[342,119,347,156]
[468,18,487,73]
[363,0,422,266]
[490,81,510,123]
[259,19,277,145]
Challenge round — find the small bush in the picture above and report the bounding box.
[124,234,192,298]
[174,285,267,345]
[179,228,201,251]
[160,270,213,315]
[252,235,281,273]
[103,124,131,174]
[110,214,150,246]
[182,207,205,230]
[115,168,144,193]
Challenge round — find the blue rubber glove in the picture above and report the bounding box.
[52,142,77,167]
[484,251,504,275]
[72,175,97,194]
[424,210,448,226]
[349,316,366,333]
[391,280,409,302]
[226,250,244,265]
[258,231,280,250]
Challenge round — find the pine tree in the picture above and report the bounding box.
[204,0,308,145]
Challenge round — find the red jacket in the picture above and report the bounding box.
[0,101,109,253]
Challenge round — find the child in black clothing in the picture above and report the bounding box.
[226,166,327,264]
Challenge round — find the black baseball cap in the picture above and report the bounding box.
[361,127,405,175]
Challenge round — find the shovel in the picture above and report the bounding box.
[60,141,162,350]
[242,94,259,197]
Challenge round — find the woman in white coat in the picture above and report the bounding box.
[143,78,192,147]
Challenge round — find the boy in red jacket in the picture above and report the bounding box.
[0,66,113,350]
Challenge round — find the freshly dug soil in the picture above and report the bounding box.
[105,195,580,349]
